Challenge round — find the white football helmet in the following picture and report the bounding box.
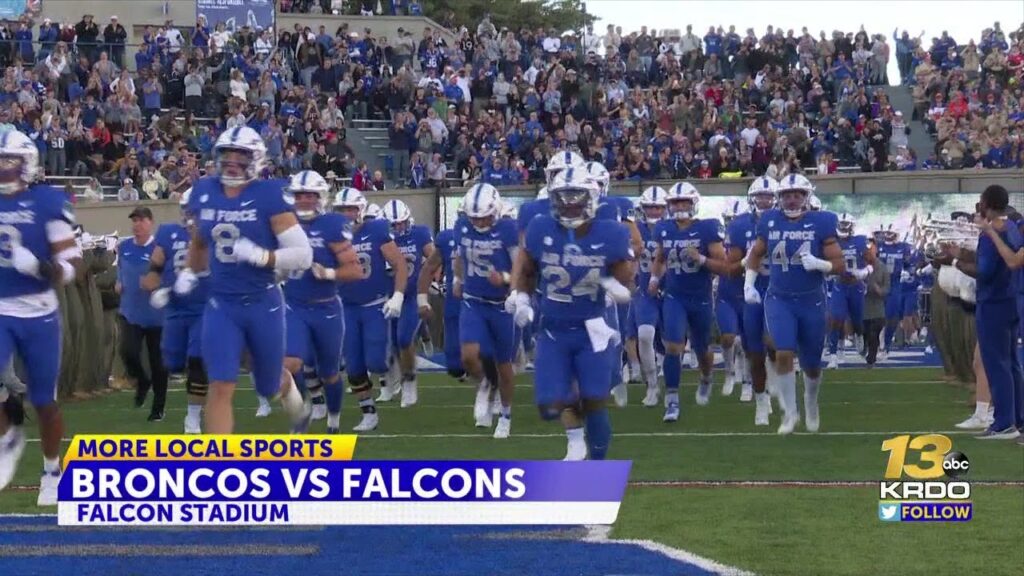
[837,213,855,238]
[500,200,518,220]
[536,186,549,200]
[462,183,502,232]
[777,173,815,218]
[746,176,778,213]
[722,199,744,224]
[364,203,383,220]
[638,186,668,224]
[287,170,331,221]
[583,161,611,197]
[548,166,599,229]
[180,187,194,225]
[0,129,40,193]
[808,194,822,211]
[384,199,413,235]
[545,150,585,186]
[213,126,267,187]
[332,187,368,222]
[666,182,700,220]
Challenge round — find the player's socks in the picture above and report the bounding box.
[883,325,895,351]
[324,380,343,419]
[721,343,736,395]
[803,374,821,432]
[38,456,61,506]
[776,371,799,435]
[184,404,202,434]
[326,413,341,431]
[765,358,780,398]
[754,392,771,426]
[359,397,377,414]
[663,354,681,392]
[564,427,586,461]
[828,329,840,355]
[584,409,611,460]
[695,375,711,406]
[400,373,418,408]
[279,373,311,433]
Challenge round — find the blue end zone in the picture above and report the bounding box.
[0,517,722,576]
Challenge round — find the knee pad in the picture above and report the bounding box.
[447,368,466,379]
[186,357,209,397]
[348,373,372,394]
[3,393,26,426]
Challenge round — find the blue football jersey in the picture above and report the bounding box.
[654,218,723,297]
[338,218,394,305]
[154,223,208,316]
[877,241,908,278]
[394,224,433,295]
[757,209,839,296]
[727,212,769,293]
[838,235,869,281]
[596,196,636,223]
[190,177,294,296]
[525,215,631,322]
[0,184,73,299]
[283,212,350,303]
[901,248,923,291]
[435,228,459,304]
[456,218,517,301]
[517,198,550,237]
[636,221,660,289]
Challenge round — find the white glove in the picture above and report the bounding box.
[600,276,632,304]
[12,245,41,278]
[900,270,912,283]
[504,289,520,314]
[851,265,872,281]
[800,251,832,273]
[417,293,431,312]
[233,238,270,267]
[173,268,198,295]
[919,264,934,276]
[513,292,534,328]
[150,287,171,309]
[743,269,761,305]
[383,291,405,319]
[312,263,336,281]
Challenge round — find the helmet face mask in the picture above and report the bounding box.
[550,186,594,229]
[470,215,495,232]
[332,187,368,223]
[293,191,325,220]
[779,189,808,218]
[0,155,25,194]
[749,192,776,213]
[216,148,256,187]
[669,198,695,220]
[837,215,854,238]
[642,204,666,223]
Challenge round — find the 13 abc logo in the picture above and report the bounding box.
[942,451,970,479]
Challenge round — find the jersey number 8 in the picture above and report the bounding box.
[0,225,22,268]
[212,223,240,264]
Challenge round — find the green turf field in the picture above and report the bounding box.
[2,366,1022,576]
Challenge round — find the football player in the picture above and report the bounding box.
[744,174,844,434]
[382,199,433,408]
[444,184,518,438]
[0,130,83,505]
[649,182,729,422]
[177,126,313,434]
[142,188,209,434]
[333,188,407,431]
[509,168,634,460]
[717,200,748,398]
[282,171,361,433]
[418,209,465,384]
[827,213,874,369]
[726,177,778,425]
[876,226,909,358]
[630,186,668,407]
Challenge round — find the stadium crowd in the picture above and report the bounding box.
[0,10,1019,202]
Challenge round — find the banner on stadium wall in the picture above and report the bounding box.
[0,0,40,19]
[196,0,274,33]
[440,192,983,238]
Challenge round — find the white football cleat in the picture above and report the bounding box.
[954,414,992,430]
[804,394,820,432]
[722,371,736,396]
[925,345,934,354]
[400,378,418,408]
[827,354,839,370]
[695,381,711,406]
[255,397,272,418]
[375,376,400,402]
[183,413,202,435]
[564,436,587,461]
[754,394,771,426]
[37,470,60,506]
[352,412,379,432]
[878,349,888,362]
[311,398,328,421]
[777,413,799,435]
[611,383,628,408]
[493,416,511,439]
[641,387,660,408]
[739,382,753,402]
[663,401,680,423]
[0,427,26,492]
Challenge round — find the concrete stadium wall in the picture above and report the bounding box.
[74,170,1024,235]
[276,13,456,45]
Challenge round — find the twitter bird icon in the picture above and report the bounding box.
[878,503,900,522]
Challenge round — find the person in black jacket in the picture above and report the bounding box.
[74,15,100,63]
[103,16,127,68]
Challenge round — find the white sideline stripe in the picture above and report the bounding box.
[585,525,756,576]
[159,379,949,393]
[22,428,983,440]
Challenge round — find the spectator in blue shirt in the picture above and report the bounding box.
[704,26,722,57]
[408,0,423,16]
